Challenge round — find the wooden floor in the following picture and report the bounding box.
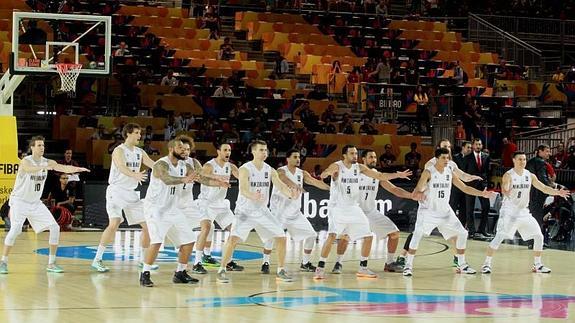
[0,231,574,323]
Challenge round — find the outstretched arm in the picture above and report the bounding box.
[190,160,229,187]
[271,169,298,199]
[48,160,90,174]
[359,164,412,181]
[153,160,194,185]
[532,174,570,197]
[380,179,423,201]
[111,148,146,183]
[320,162,339,180]
[304,170,330,190]
[453,175,496,198]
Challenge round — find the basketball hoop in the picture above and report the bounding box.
[55,63,82,93]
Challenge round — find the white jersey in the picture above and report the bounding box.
[331,161,361,207]
[145,156,187,211]
[426,157,458,173]
[235,161,272,212]
[179,157,198,206]
[108,144,144,190]
[271,166,304,213]
[198,158,232,202]
[359,171,379,211]
[10,156,49,203]
[502,168,532,210]
[419,165,453,213]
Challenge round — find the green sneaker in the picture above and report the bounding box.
[91,260,110,273]
[202,255,220,267]
[138,262,159,270]
[46,263,64,273]
[0,261,8,274]
[396,256,406,267]
[452,256,459,268]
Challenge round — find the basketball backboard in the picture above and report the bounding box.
[10,11,112,76]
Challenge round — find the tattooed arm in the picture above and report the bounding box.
[153,160,194,185]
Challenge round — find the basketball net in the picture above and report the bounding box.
[55,63,82,95]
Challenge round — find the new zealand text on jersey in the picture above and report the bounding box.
[512,184,530,189]
[126,162,140,168]
[341,178,359,184]
[251,182,270,188]
[432,183,450,189]
[30,174,47,181]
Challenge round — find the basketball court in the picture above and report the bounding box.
[0,231,573,322]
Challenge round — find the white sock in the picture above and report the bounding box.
[277,267,284,274]
[176,263,187,272]
[484,256,492,265]
[336,254,344,263]
[302,253,311,264]
[218,266,225,273]
[360,256,368,262]
[457,254,466,266]
[1,256,7,263]
[142,263,152,272]
[94,245,106,261]
[534,256,542,265]
[48,254,56,265]
[263,254,271,264]
[204,247,211,256]
[386,252,396,264]
[194,250,203,265]
[406,254,415,268]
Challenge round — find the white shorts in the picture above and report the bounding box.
[414,208,467,239]
[328,205,372,241]
[272,210,316,242]
[9,199,57,233]
[145,207,196,246]
[364,208,399,239]
[231,207,285,242]
[106,185,145,225]
[496,206,542,240]
[200,199,234,229]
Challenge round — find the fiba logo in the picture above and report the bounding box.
[0,163,19,174]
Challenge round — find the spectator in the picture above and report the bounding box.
[554,142,568,168]
[495,59,512,81]
[151,99,169,118]
[218,37,235,61]
[552,67,565,82]
[566,65,575,83]
[453,60,464,86]
[213,80,234,97]
[160,69,179,86]
[164,116,177,141]
[143,138,159,155]
[501,137,517,167]
[172,82,192,96]
[405,59,419,85]
[108,134,123,154]
[202,5,220,39]
[58,148,81,185]
[379,144,396,169]
[404,142,422,171]
[143,125,154,141]
[47,174,76,214]
[368,57,390,83]
[114,41,130,57]
[526,144,554,246]
[307,85,328,100]
[414,85,430,134]
[463,96,482,140]
[90,124,109,140]
[321,104,338,122]
[359,118,378,134]
[376,0,388,17]
[275,55,290,78]
[78,109,98,128]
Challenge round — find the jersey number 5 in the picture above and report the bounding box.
[346,186,351,194]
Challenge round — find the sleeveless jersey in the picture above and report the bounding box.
[419,165,453,213]
[108,144,144,190]
[331,161,361,207]
[10,156,49,203]
[502,168,532,210]
[271,166,304,213]
[198,158,232,202]
[235,161,272,212]
[145,156,187,210]
[359,171,379,211]
[178,157,198,207]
